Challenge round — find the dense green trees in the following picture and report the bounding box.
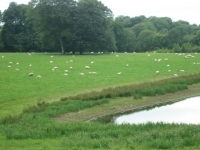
[0,0,200,53]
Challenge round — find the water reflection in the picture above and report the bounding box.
[113,96,200,124]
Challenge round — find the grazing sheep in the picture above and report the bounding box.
[64,73,68,76]
[180,70,185,73]
[15,68,19,71]
[148,54,150,56]
[64,70,68,73]
[51,56,53,58]
[29,64,32,67]
[91,61,94,64]
[8,65,11,68]
[174,74,178,77]
[80,73,84,75]
[164,58,168,60]
[157,59,162,62]
[69,60,73,63]
[53,66,58,71]
[92,72,97,74]
[9,62,12,65]
[2,56,4,58]
[50,61,53,63]
[156,71,159,74]
[117,72,121,75]
[70,67,73,69]
[126,64,129,67]
[16,62,19,65]
[116,55,119,57]
[85,66,90,69]
[168,70,171,73]
[36,75,41,78]
[154,59,157,62]
[167,64,170,67]
[90,52,94,54]
[66,61,69,63]
[29,72,34,76]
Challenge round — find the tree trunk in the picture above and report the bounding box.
[58,37,65,55]
[80,48,83,55]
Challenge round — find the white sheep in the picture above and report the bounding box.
[16,62,19,65]
[126,64,129,67]
[2,56,4,58]
[29,72,34,76]
[15,68,19,71]
[64,73,68,76]
[168,70,171,73]
[51,56,53,58]
[29,64,32,67]
[91,61,94,64]
[116,55,119,57]
[156,71,159,74]
[164,58,168,60]
[53,66,58,71]
[92,72,97,74]
[174,74,178,77]
[80,73,84,75]
[50,61,53,63]
[167,64,170,67]
[85,66,90,69]
[64,70,68,73]
[117,72,121,75]
[8,65,11,68]
[36,75,41,78]
[180,70,185,73]
[70,67,73,69]
[9,62,12,65]
[69,60,73,63]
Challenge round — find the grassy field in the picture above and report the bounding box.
[1,52,200,149]
[1,52,200,117]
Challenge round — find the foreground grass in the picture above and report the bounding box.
[1,52,200,117]
[0,74,200,149]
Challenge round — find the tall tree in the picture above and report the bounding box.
[28,0,76,54]
[1,2,40,52]
[74,0,115,54]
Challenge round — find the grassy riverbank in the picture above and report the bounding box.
[56,83,200,122]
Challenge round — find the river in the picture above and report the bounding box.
[113,96,200,124]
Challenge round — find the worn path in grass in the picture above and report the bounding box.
[55,83,200,122]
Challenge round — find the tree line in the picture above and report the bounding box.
[0,0,200,54]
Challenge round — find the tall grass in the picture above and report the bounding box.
[1,121,200,149]
[61,73,200,100]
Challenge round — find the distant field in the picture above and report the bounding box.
[1,52,200,117]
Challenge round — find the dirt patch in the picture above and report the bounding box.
[54,83,200,122]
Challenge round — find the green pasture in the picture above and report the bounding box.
[1,52,200,117]
[1,52,200,149]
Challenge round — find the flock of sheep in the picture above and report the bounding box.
[154,52,199,77]
[2,52,200,80]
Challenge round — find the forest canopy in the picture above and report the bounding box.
[0,0,200,54]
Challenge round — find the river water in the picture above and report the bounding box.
[113,96,200,125]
